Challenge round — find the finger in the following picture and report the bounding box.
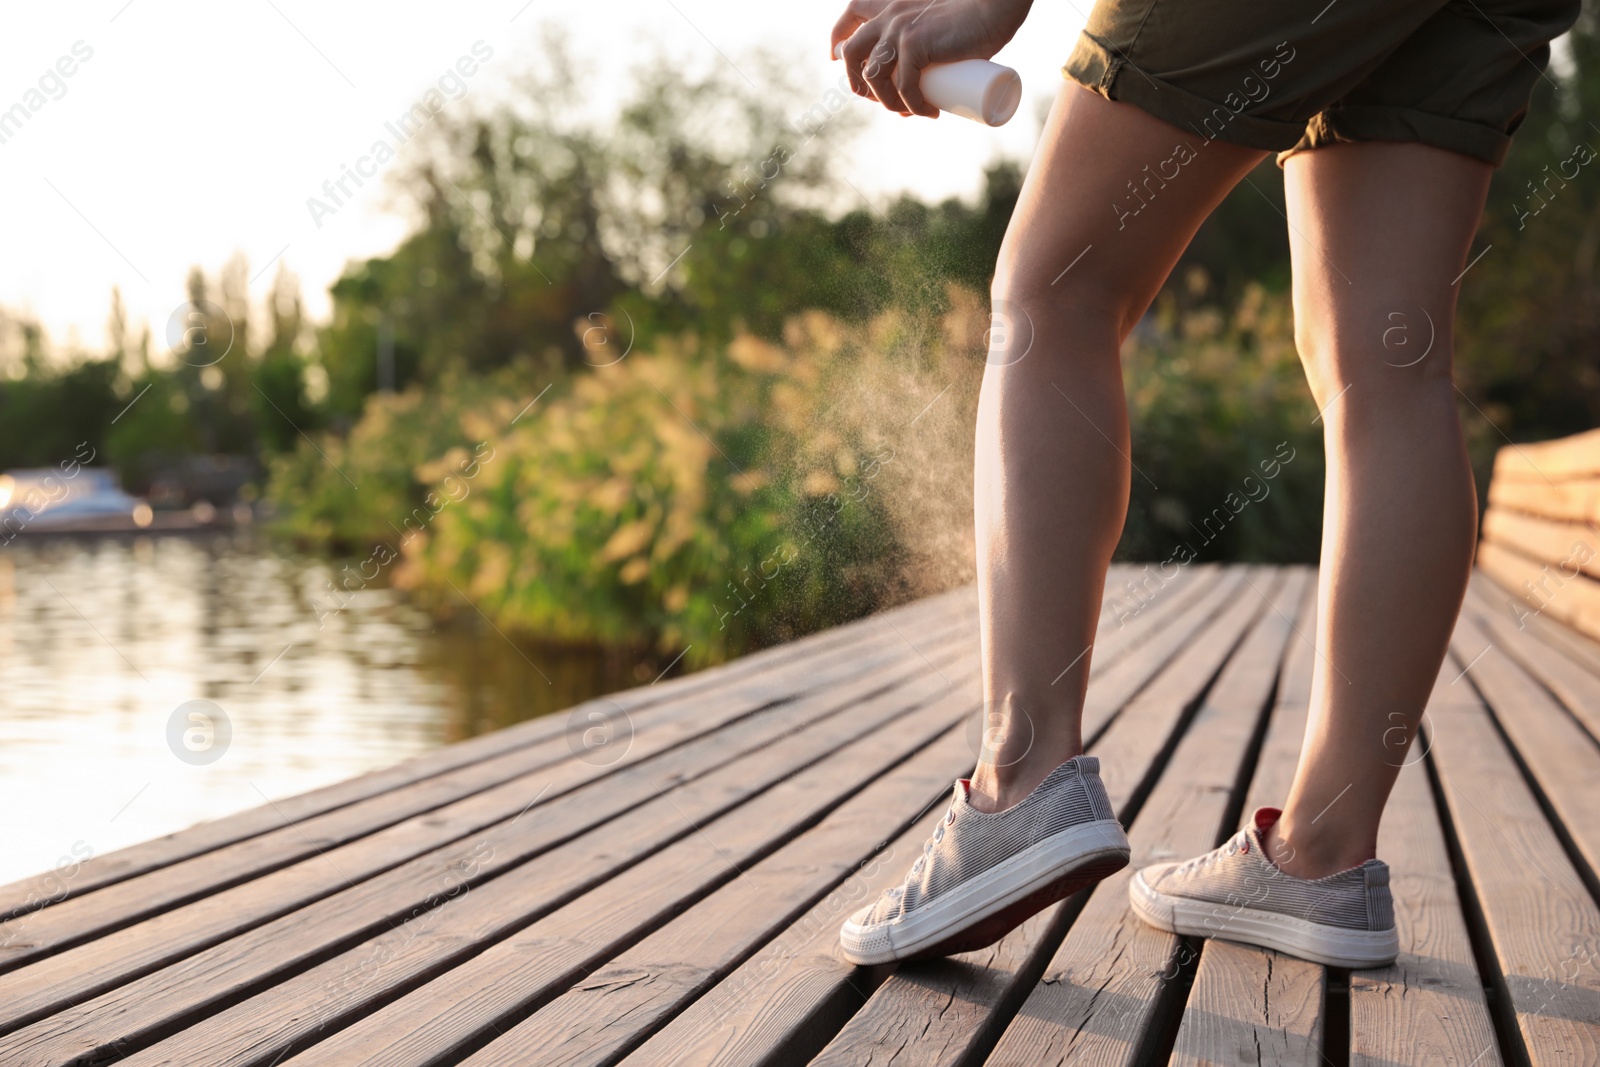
[892,38,939,118]
[829,0,886,58]
[862,36,910,114]
[839,29,881,99]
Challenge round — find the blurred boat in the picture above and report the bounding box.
[0,468,153,534]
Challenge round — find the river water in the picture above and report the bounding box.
[0,533,657,887]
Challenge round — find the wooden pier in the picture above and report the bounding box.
[1,563,1597,1066]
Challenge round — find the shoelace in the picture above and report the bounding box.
[1174,829,1251,877]
[889,803,957,899]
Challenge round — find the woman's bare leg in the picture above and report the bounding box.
[968,84,1264,812]
[1268,142,1490,877]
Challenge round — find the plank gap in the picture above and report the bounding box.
[0,594,970,926]
[261,755,961,1067]
[1146,586,1291,1067]
[1104,585,1269,839]
[1465,589,1600,752]
[1421,737,1532,1067]
[943,878,1103,1067]
[14,667,971,1062]
[368,719,972,1067]
[1212,611,1286,851]
[1453,659,1600,912]
[1144,933,1204,1066]
[1323,968,1350,1067]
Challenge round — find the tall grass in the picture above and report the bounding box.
[267,283,1325,664]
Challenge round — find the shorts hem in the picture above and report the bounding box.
[1062,32,1302,154]
[1064,32,1514,169]
[1276,105,1511,168]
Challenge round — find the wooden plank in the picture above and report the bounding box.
[1477,541,1600,643]
[446,809,948,1067]
[1492,429,1600,481]
[1102,561,1210,630]
[1449,611,1600,889]
[624,567,1271,1066]
[0,609,979,978]
[1177,941,1325,1067]
[636,800,950,1067]
[113,571,1192,1067]
[1169,583,1496,1067]
[116,687,972,1062]
[1482,509,1600,582]
[284,566,1220,1067]
[811,569,1306,1067]
[1204,571,1317,825]
[0,627,980,1051]
[1170,575,1326,1067]
[1464,576,1600,743]
[1480,576,1600,687]
[980,569,1291,1066]
[599,567,1257,1067]
[0,586,975,922]
[0,616,980,976]
[1080,567,1252,744]
[2,648,982,1066]
[1429,643,1600,1065]
[1469,571,1600,679]
[1169,580,1497,1067]
[272,703,985,1062]
[1486,476,1600,525]
[22,565,1597,1067]
[1082,566,1226,716]
[1171,594,1508,1067]
[1338,662,1504,1067]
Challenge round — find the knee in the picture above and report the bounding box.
[1294,295,1456,410]
[989,254,1131,353]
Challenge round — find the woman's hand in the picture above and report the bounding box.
[830,0,1033,118]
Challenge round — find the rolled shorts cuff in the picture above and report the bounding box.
[1063,32,1306,154]
[1278,105,1513,168]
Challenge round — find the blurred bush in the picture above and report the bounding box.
[285,305,969,665]
[1120,273,1324,563]
[264,371,518,549]
[263,282,1322,663]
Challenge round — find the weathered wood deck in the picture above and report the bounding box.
[2,563,1598,1066]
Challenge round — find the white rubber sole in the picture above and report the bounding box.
[840,819,1130,966]
[1128,867,1400,969]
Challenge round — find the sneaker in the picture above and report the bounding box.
[839,755,1130,965]
[1128,807,1399,968]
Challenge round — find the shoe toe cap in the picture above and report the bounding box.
[839,906,896,963]
[1132,861,1182,897]
[1140,861,1179,882]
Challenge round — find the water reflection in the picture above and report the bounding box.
[0,534,663,886]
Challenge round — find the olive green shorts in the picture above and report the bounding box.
[1064,0,1582,166]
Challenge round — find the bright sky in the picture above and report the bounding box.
[0,1,1089,355]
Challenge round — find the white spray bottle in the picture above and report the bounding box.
[835,44,1022,127]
